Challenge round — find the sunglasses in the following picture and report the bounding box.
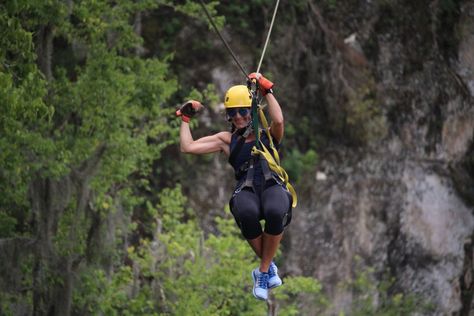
[226,108,250,118]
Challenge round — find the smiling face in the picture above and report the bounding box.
[224,85,253,129]
[227,107,251,129]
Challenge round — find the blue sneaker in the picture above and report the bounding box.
[268,261,282,289]
[252,269,269,300]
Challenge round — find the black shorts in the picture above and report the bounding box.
[229,182,292,240]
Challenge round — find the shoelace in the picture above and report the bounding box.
[257,272,269,289]
[268,263,276,278]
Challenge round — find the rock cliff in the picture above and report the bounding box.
[282,1,474,314]
[182,1,474,314]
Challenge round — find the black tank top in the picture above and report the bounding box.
[228,131,278,188]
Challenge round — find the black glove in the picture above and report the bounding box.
[176,100,203,123]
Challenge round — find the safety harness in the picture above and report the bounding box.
[229,84,297,208]
[199,0,296,207]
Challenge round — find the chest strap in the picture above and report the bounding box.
[228,125,253,167]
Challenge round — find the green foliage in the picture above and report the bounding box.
[177,0,224,29]
[70,186,258,315]
[217,0,274,36]
[0,1,336,314]
[282,148,318,183]
[0,68,51,207]
[0,211,17,238]
[53,202,90,257]
[186,83,220,111]
[339,263,433,316]
[325,0,338,9]
[345,84,387,145]
[0,0,175,210]
[0,292,15,316]
[274,276,327,315]
[0,252,34,314]
[0,0,178,313]
[150,186,265,315]
[70,186,326,315]
[73,265,158,316]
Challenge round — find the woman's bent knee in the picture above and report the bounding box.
[230,189,262,239]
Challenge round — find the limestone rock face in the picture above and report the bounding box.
[181,1,474,314]
[286,153,473,315]
[280,1,474,315]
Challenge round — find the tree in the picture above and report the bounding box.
[0,1,177,314]
[1,1,325,314]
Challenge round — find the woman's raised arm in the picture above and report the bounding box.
[180,122,231,156]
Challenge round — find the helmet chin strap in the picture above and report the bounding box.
[242,120,253,137]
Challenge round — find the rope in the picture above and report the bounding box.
[198,0,249,79]
[256,0,280,74]
[197,1,295,206]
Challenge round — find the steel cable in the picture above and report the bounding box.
[256,0,280,74]
[198,0,249,78]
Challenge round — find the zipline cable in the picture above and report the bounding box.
[256,0,280,74]
[198,0,280,77]
[196,1,296,206]
[198,0,249,78]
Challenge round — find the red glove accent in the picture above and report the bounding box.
[179,114,191,123]
[248,72,274,96]
[176,100,203,123]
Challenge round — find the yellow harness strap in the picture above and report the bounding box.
[251,108,298,208]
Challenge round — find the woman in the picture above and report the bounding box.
[177,73,292,301]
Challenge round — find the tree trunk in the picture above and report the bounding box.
[30,176,72,315]
[35,24,54,81]
[30,145,106,315]
[460,232,474,316]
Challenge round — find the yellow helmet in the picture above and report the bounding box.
[224,85,252,108]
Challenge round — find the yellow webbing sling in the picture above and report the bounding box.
[251,108,298,207]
